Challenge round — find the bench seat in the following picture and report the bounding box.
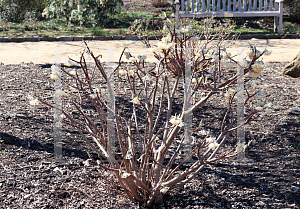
[175,0,284,35]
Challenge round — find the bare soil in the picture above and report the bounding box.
[0,61,299,208]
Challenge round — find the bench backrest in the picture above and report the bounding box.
[179,0,279,13]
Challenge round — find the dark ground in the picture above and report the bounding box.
[0,1,299,208]
[0,61,299,208]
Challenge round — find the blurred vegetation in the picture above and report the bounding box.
[284,0,300,23]
[0,0,299,38]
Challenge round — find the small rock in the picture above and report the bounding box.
[282,52,300,78]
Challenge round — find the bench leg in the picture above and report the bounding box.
[278,1,283,36]
[278,16,283,36]
[274,16,278,33]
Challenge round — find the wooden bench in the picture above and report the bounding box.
[174,0,284,35]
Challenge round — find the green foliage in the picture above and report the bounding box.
[127,18,164,35]
[92,27,106,36]
[0,0,50,22]
[284,0,300,23]
[283,21,300,34]
[44,0,123,27]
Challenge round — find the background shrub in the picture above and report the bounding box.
[0,0,123,27]
[0,0,50,22]
[44,0,123,27]
[284,0,300,23]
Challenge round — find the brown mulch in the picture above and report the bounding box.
[0,61,299,209]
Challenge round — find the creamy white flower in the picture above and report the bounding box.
[65,60,74,67]
[180,27,189,33]
[141,43,147,48]
[246,49,255,59]
[70,70,76,75]
[50,64,60,80]
[131,97,140,104]
[170,115,184,127]
[158,41,174,50]
[157,41,167,50]
[148,48,156,53]
[29,98,39,106]
[255,106,263,111]
[199,130,209,135]
[137,54,147,61]
[50,73,58,80]
[121,172,131,179]
[160,187,170,193]
[161,35,171,44]
[265,108,273,113]
[128,70,134,76]
[129,57,137,62]
[208,142,219,150]
[83,159,91,166]
[119,69,126,76]
[192,78,197,84]
[264,102,273,108]
[206,136,216,144]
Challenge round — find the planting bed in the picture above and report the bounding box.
[0,61,299,208]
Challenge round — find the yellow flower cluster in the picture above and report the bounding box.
[252,61,267,73]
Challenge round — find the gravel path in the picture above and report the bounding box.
[0,39,300,65]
